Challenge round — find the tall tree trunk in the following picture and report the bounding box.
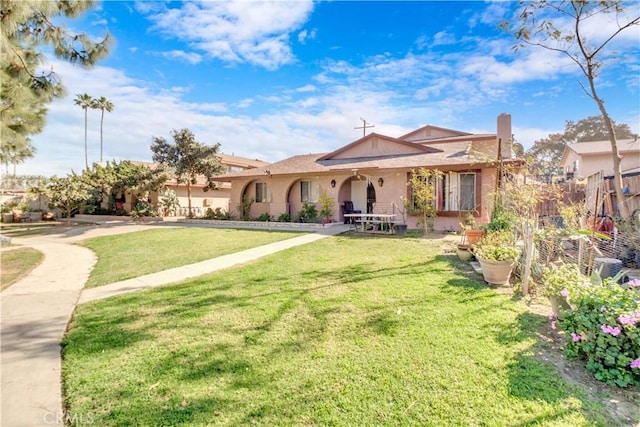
[187,181,192,217]
[100,108,104,163]
[84,108,89,169]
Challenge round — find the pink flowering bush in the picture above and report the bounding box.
[559,279,640,387]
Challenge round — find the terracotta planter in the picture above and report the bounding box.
[464,229,484,246]
[456,244,474,261]
[549,295,571,320]
[477,257,515,285]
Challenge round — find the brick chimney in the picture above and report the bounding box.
[497,113,512,159]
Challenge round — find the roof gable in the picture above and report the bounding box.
[400,124,472,142]
[318,133,440,161]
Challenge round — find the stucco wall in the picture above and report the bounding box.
[332,137,425,159]
[564,150,640,179]
[170,186,230,216]
[229,166,497,230]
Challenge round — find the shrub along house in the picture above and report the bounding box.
[214,114,518,231]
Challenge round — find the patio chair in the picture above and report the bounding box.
[341,201,362,224]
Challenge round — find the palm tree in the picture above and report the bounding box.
[91,96,114,163]
[0,139,36,176]
[74,93,93,169]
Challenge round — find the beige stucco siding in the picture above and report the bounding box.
[331,137,426,159]
[564,151,640,178]
[227,165,498,231]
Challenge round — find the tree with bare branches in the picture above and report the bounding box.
[503,1,639,220]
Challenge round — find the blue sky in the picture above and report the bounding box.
[20,0,640,177]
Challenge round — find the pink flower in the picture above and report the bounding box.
[571,332,581,342]
[628,279,640,288]
[631,359,640,369]
[601,324,621,336]
[618,314,638,326]
[560,288,569,297]
[551,321,556,330]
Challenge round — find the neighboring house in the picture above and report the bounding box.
[560,139,640,217]
[162,153,268,216]
[560,139,640,181]
[131,154,268,215]
[214,114,517,231]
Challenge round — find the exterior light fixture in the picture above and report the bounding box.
[378,177,384,187]
[331,179,336,188]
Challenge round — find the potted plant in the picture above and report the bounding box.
[456,243,474,261]
[473,230,520,285]
[318,190,335,224]
[539,263,584,319]
[460,210,484,246]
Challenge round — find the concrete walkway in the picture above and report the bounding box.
[1,222,350,426]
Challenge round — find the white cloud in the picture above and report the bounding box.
[432,31,456,46]
[298,28,317,44]
[236,98,254,109]
[513,125,562,150]
[17,2,638,179]
[160,50,203,65]
[296,85,317,93]
[144,0,315,70]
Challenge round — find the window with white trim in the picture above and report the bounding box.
[300,180,320,203]
[410,171,476,212]
[440,172,476,212]
[256,182,271,203]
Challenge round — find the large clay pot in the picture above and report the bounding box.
[477,257,515,285]
[464,229,484,246]
[456,244,474,261]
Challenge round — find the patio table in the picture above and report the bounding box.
[344,213,397,234]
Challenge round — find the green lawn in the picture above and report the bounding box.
[78,228,302,287]
[0,247,44,291]
[62,235,611,426]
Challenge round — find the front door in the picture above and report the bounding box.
[351,180,367,213]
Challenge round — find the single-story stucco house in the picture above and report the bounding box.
[560,139,640,181]
[163,153,268,216]
[128,154,268,215]
[560,139,640,218]
[214,114,518,231]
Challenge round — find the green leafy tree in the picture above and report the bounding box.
[82,160,167,213]
[74,93,93,169]
[408,167,442,235]
[1,1,112,154]
[44,173,93,224]
[526,133,565,177]
[504,1,640,220]
[563,115,635,143]
[151,129,225,217]
[91,96,114,163]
